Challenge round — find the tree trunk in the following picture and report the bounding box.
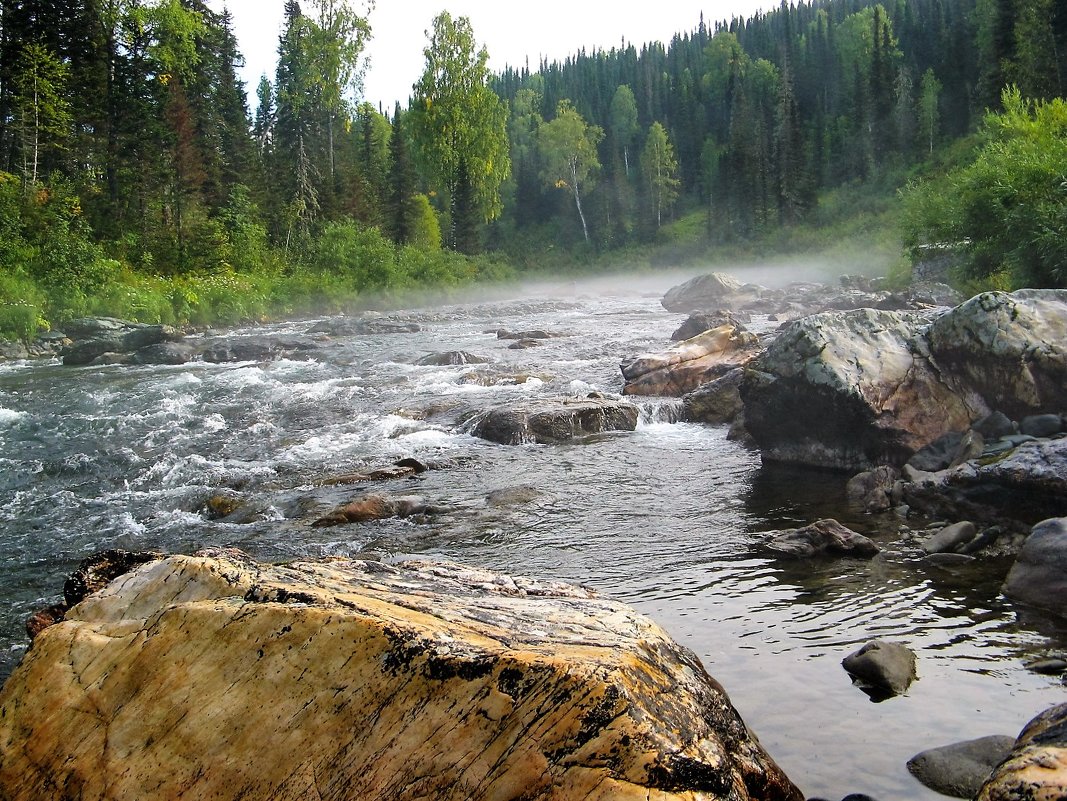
[571,159,589,243]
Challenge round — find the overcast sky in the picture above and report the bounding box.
[206,1,771,113]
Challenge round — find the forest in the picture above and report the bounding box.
[0,0,1064,340]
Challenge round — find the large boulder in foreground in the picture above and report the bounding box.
[977,702,1067,801]
[469,396,640,444]
[740,308,982,470]
[622,323,761,396]
[0,551,803,801]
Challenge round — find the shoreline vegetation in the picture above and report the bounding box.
[1,0,1064,343]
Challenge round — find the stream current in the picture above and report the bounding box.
[0,267,1064,800]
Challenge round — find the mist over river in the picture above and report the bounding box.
[1,265,1064,800]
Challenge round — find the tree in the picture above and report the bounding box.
[640,122,679,228]
[918,69,942,155]
[409,11,510,251]
[902,89,1067,288]
[538,99,603,243]
[385,104,418,245]
[11,43,71,184]
[609,84,639,176]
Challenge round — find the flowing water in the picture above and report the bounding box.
[1,266,1064,800]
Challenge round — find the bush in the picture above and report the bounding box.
[902,88,1067,289]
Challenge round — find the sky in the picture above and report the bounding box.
[206,1,772,113]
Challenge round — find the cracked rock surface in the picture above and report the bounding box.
[0,550,802,801]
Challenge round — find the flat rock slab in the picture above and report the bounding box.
[0,551,803,801]
[470,397,640,444]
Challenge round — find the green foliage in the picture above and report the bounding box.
[409,11,511,243]
[902,89,1067,288]
[408,194,442,251]
[640,122,680,228]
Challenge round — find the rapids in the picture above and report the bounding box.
[0,267,1064,799]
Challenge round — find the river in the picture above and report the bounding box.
[0,266,1064,800]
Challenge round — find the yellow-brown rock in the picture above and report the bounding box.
[622,324,762,397]
[0,550,802,801]
[977,702,1067,801]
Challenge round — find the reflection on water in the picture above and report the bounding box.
[0,272,1063,800]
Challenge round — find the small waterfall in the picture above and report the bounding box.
[636,398,686,425]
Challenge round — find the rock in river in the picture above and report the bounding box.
[622,323,761,397]
[757,519,880,559]
[841,640,917,697]
[0,550,804,801]
[469,396,640,444]
[661,271,762,313]
[741,308,979,470]
[1002,517,1067,616]
[907,736,1016,798]
[977,702,1067,801]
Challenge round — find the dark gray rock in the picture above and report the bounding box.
[508,339,543,350]
[62,324,183,366]
[757,519,880,559]
[921,521,977,554]
[1003,517,1067,616]
[129,342,197,365]
[1020,414,1064,438]
[201,337,318,363]
[974,411,1016,440]
[416,351,490,366]
[469,397,640,445]
[905,439,1067,530]
[846,466,900,513]
[907,736,1016,798]
[842,640,917,696]
[1026,658,1067,675]
[907,432,966,472]
[682,368,746,425]
[496,329,559,340]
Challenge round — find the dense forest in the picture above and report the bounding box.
[0,0,1064,339]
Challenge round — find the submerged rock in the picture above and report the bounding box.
[311,493,437,527]
[308,316,421,336]
[201,336,319,363]
[469,397,640,445]
[62,323,184,366]
[842,640,917,697]
[757,519,880,559]
[0,550,804,801]
[907,736,1016,798]
[977,702,1067,801]
[416,351,491,366]
[846,466,900,513]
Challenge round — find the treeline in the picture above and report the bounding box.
[488,0,1066,249]
[0,0,1063,339]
